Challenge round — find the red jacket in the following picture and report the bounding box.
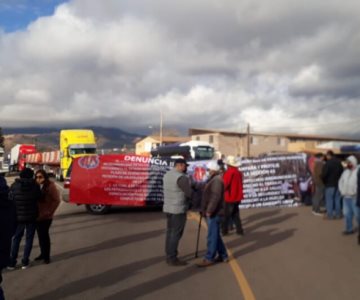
[223,166,243,203]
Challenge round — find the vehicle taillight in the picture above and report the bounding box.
[64,180,70,189]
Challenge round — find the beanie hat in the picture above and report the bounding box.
[346,155,358,167]
[19,168,34,179]
[207,160,220,172]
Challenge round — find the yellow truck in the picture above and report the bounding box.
[60,129,97,180]
[25,129,97,180]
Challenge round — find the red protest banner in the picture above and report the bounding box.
[69,154,169,207]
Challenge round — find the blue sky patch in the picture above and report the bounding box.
[0,0,68,32]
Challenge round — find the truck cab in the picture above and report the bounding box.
[10,144,36,172]
[60,130,97,180]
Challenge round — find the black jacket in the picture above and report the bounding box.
[0,178,16,273]
[9,178,41,223]
[357,168,360,208]
[321,158,343,188]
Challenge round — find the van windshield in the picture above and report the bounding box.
[193,146,214,160]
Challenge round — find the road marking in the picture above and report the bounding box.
[188,212,256,300]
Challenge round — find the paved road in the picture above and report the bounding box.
[2,176,360,300]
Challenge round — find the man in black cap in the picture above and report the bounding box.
[163,158,192,266]
[7,168,41,270]
[0,174,16,300]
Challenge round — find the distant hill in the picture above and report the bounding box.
[2,127,144,153]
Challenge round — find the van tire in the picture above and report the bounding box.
[85,204,111,215]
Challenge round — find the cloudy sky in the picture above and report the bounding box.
[0,0,359,136]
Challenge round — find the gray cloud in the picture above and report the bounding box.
[0,0,360,137]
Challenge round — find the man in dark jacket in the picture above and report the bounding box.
[8,168,41,270]
[312,153,325,216]
[321,151,343,219]
[197,161,228,267]
[0,174,16,300]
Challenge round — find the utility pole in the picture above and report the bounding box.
[159,109,163,146]
[247,123,250,157]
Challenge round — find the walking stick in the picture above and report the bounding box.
[195,214,203,258]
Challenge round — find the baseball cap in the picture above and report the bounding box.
[174,158,189,166]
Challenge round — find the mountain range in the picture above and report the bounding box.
[2,126,144,153]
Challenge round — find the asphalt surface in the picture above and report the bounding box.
[2,176,360,300]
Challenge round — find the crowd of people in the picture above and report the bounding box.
[0,168,60,300]
[163,156,244,267]
[1,150,359,297]
[303,151,360,243]
[162,150,360,268]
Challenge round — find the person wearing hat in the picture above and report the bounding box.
[0,175,16,300]
[338,155,359,235]
[163,158,192,266]
[197,160,228,267]
[7,168,41,270]
[222,155,244,236]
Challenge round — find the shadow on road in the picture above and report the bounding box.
[54,211,88,220]
[110,207,164,224]
[245,212,298,234]
[230,228,297,258]
[52,216,113,228]
[226,209,298,257]
[104,265,206,300]
[51,219,120,235]
[26,256,165,300]
[242,208,282,226]
[51,229,164,262]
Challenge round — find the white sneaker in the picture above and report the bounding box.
[6,266,15,271]
[312,211,323,216]
[21,263,29,270]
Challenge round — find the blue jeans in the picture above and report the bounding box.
[343,197,360,232]
[325,187,341,218]
[205,215,228,261]
[9,222,36,266]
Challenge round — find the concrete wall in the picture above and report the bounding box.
[249,135,289,156]
[135,137,158,155]
[191,133,290,157]
[288,141,318,153]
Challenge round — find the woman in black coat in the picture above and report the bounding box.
[0,175,16,299]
